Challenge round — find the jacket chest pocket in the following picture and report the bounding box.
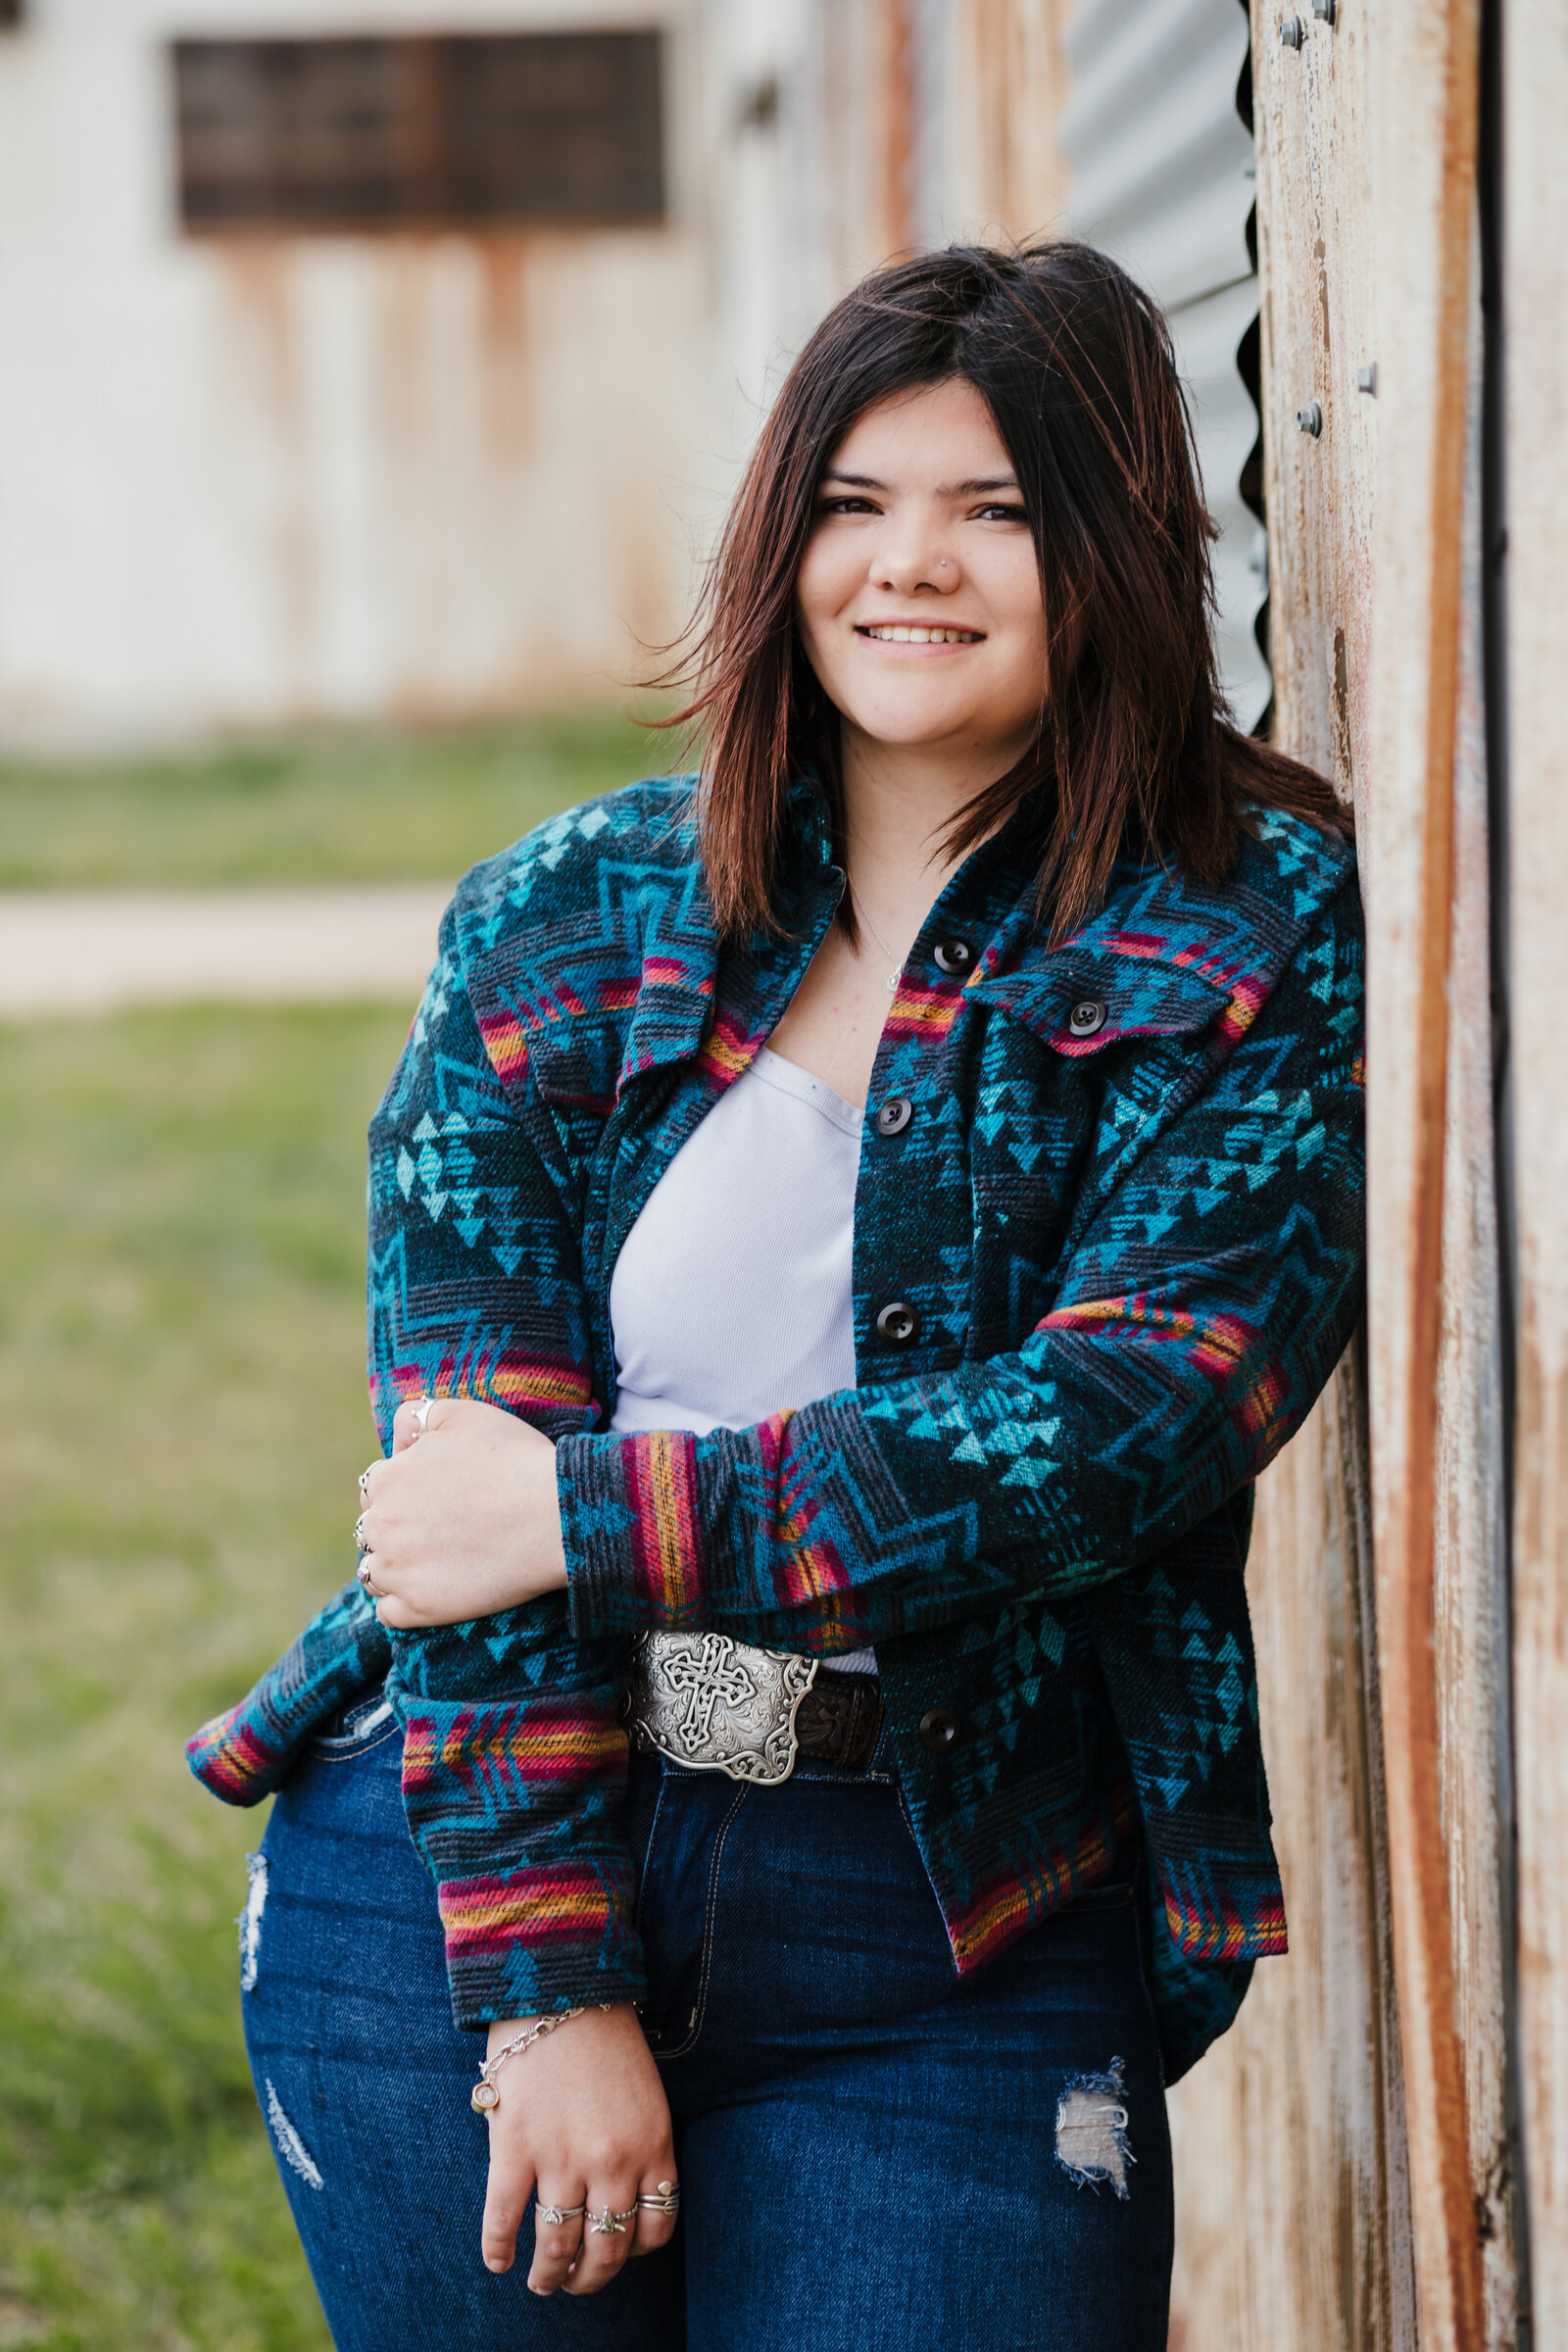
[964,956,1228,1341]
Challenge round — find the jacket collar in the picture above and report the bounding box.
[511,779,1322,1103]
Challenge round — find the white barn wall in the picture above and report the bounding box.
[0,0,717,748]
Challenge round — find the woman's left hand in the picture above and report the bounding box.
[355,1397,568,1629]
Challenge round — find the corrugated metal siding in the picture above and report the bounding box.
[1060,0,1269,728]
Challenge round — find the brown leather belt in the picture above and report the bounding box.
[792,1666,884,1771]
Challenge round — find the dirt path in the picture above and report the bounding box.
[0,885,452,1017]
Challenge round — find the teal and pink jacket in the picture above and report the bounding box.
[187,774,1365,2083]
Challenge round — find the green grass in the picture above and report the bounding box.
[0,710,677,890]
[0,711,648,2340]
[0,1003,416,2350]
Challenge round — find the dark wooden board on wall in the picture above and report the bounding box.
[172,30,665,232]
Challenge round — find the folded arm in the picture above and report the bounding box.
[366,911,645,2025]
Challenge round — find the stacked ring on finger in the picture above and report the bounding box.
[589,2205,638,2236]
[535,2201,586,2228]
[637,2180,681,2215]
[359,1464,374,1503]
[356,1559,385,1597]
[411,1396,435,1437]
[353,1512,371,1552]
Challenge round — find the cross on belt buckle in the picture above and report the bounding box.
[627,1631,817,1786]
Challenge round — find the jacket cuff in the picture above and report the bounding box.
[433,1861,648,2030]
[397,1685,648,2031]
[185,1581,392,1806]
[557,1428,710,1641]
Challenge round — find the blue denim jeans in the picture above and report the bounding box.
[242,1686,1173,2350]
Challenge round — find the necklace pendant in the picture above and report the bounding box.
[886,974,899,993]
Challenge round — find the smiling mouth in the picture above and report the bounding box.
[855,624,985,644]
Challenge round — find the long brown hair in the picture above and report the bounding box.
[660,239,1348,943]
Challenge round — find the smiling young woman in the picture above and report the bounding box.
[189,243,1364,2352]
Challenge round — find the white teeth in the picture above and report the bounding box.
[862,625,980,644]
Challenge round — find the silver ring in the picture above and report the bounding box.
[589,2204,635,2235]
[536,2201,586,2228]
[637,2187,681,2214]
[359,1464,375,1502]
[355,1559,385,1598]
[353,1513,370,1551]
[411,1396,435,1436]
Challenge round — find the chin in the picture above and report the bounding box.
[843,695,980,747]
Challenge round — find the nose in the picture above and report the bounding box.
[872,520,959,599]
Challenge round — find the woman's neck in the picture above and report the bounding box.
[836,720,1028,919]
[768,726,1029,1107]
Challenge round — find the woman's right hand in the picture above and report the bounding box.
[479,2004,679,2296]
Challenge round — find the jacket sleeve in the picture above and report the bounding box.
[558,872,1365,1656]
[368,912,644,2030]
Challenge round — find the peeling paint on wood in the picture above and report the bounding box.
[1168,1358,1416,2350]
[1167,8,1417,2343]
[1171,0,1514,2342]
[1505,3,1568,2344]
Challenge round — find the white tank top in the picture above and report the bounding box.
[609,1046,877,1674]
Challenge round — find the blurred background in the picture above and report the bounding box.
[0,1,1269,2344]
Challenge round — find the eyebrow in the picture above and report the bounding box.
[819,469,1022,497]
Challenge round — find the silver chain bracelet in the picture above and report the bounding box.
[469,2003,613,2114]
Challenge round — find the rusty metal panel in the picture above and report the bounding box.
[1058,0,1252,308]
[1505,0,1568,2340]
[0,4,706,744]
[1059,0,1267,727]
[1169,272,1271,733]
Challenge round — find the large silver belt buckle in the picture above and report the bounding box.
[627,1631,816,1787]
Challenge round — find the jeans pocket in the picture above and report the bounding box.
[309,1680,399,1759]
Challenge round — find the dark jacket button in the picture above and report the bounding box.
[1067,997,1108,1037]
[933,938,975,976]
[919,1706,960,1752]
[875,1299,921,1348]
[875,1095,913,1137]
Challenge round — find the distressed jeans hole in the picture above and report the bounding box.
[237,1851,268,1992]
[265,2079,324,2190]
[1054,2058,1134,2200]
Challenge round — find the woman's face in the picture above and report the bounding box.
[795,377,1048,768]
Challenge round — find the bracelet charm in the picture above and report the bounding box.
[469,2002,613,2116]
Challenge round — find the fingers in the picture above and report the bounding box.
[524,2194,586,2294]
[628,2171,682,2259]
[480,2146,537,2277]
[553,2187,642,2297]
[391,1394,448,1451]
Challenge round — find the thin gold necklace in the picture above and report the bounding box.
[846,877,904,994]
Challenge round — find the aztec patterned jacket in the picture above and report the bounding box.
[187,773,1365,2084]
